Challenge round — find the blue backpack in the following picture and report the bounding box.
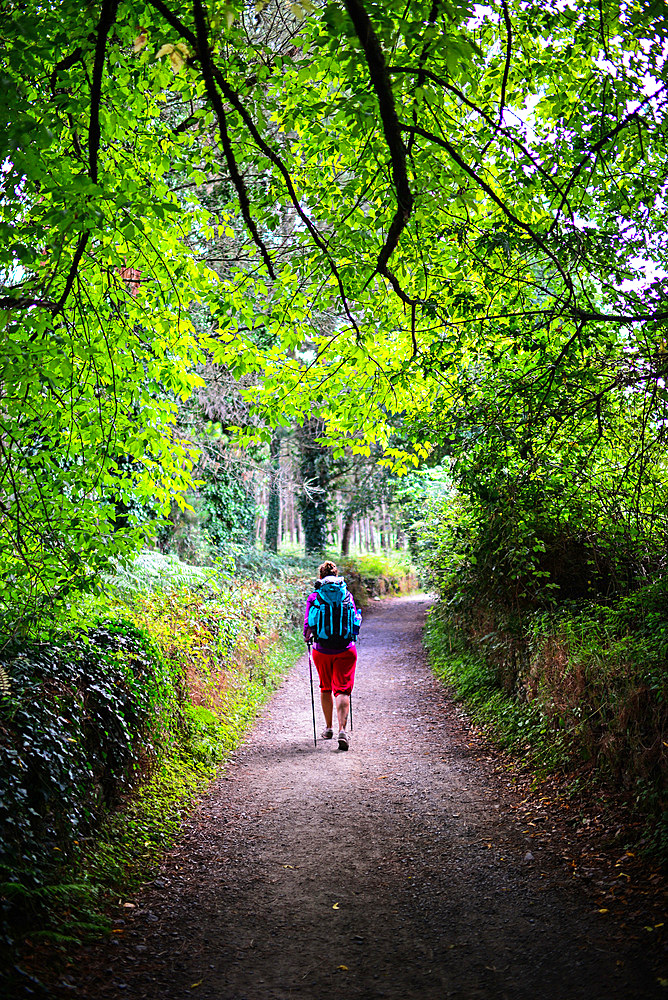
[308,577,360,645]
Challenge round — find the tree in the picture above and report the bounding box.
[297,418,330,553]
[264,431,281,553]
[3,1,668,617]
[0,2,219,621]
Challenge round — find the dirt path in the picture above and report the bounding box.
[63,595,663,1000]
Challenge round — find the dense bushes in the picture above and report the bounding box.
[422,539,668,856]
[0,623,172,957]
[0,552,311,986]
[340,551,417,607]
[408,457,668,856]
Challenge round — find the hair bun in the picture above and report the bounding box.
[318,560,338,578]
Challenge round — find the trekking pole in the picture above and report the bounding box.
[350,624,360,733]
[306,640,317,748]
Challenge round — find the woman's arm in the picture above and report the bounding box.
[304,592,316,642]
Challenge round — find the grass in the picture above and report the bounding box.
[424,596,668,859]
[424,609,574,775]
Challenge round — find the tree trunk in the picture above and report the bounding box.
[369,517,377,552]
[297,418,329,554]
[341,513,354,557]
[265,432,281,552]
[288,490,295,544]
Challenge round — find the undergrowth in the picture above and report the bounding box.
[0,551,310,994]
[425,582,668,859]
[342,550,413,579]
[425,613,575,776]
[78,630,303,897]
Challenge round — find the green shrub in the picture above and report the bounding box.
[425,581,668,858]
[346,550,413,578]
[0,551,312,988]
[0,620,176,963]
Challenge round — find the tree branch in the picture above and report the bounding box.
[406,0,440,156]
[343,0,413,276]
[192,0,276,279]
[51,0,118,318]
[89,0,119,185]
[548,84,665,233]
[399,122,576,296]
[388,64,573,212]
[0,296,55,310]
[499,0,512,125]
[49,47,83,93]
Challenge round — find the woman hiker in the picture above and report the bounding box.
[304,560,361,751]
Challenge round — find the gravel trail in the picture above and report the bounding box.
[64,594,662,1000]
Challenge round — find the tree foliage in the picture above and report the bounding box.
[0,2,217,620]
[201,0,668,462]
[2,0,668,617]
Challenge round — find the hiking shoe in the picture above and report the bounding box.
[321,727,334,740]
[338,730,350,751]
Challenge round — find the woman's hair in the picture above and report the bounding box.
[318,560,338,579]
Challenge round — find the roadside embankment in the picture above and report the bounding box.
[425,580,668,861]
[0,552,310,991]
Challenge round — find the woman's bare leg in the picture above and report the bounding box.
[335,693,350,732]
[320,690,333,728]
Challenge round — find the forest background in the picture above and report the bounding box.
[1,0,667,987]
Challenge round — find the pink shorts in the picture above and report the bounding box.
[312,647,357,696]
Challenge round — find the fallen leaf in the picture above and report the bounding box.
[337,965,348,971]
[191,982,202,989]
[332,902,339,909]
[598,908,609,914]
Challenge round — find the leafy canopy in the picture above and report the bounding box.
[2,0,668,617]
